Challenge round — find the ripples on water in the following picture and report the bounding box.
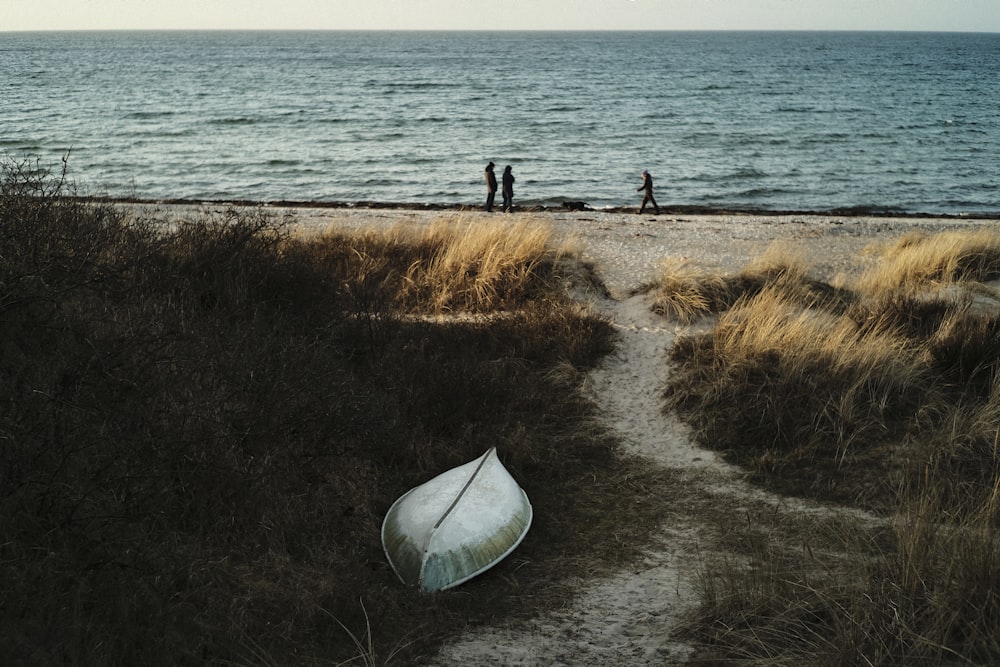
[2,30,998,214]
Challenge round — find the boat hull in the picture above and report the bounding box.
[381,447,533,592]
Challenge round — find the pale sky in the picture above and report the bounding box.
[2,0,999,32]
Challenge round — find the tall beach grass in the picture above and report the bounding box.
[652,242,849,323]
[658,231,1000,665]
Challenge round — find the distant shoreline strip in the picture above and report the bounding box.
[71,196,999,220]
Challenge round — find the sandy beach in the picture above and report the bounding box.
[164,203,998,664]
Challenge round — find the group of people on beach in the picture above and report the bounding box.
[483,162,516,213]
[483,162,660,214]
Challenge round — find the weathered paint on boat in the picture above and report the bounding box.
[381,447,533,592]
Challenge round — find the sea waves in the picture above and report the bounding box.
[2,30,998,214]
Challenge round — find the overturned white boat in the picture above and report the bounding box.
[381,447,533,593]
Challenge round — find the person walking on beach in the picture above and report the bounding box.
[484,162,498,212]
[501,165,515,213]
[637,169,660,214]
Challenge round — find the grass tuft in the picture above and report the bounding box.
[652,243,851,323]
[856,229,1000,294]
[402,216,560,312]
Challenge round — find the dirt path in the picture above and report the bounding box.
[589,293,728,473]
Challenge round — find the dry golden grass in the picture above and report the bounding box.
[652,242,843,323]
[857,228,1000,293]
[714,287,908,377]
[740,241,812,283]
[664,228,1000,665]
[304,215,565,314]
[651,259,730,322]
[404,215,560,312]
[669,285,929,502]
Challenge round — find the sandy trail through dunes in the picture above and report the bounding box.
[431,287,727,665]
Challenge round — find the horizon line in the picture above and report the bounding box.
[3,27,1000,35]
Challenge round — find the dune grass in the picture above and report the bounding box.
[658,231,1000,665]
[402,217,560,312]
[855,229,1000,294]
[289,215,561,316]
[0,161,673,665]
[667,285,930,505]
[652,243,851,323]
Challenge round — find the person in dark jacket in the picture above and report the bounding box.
[484,162,498,212]
[637,169,660,214]
[501,165,515,213]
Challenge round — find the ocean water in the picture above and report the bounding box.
[2,30,999,215]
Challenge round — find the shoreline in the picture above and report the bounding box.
[110,196,1000,300]
[77,195,1000,221]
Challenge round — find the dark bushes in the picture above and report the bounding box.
[1,158,673,664]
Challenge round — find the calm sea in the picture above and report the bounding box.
[2,31,999,215]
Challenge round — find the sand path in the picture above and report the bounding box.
[431,288,725,665]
